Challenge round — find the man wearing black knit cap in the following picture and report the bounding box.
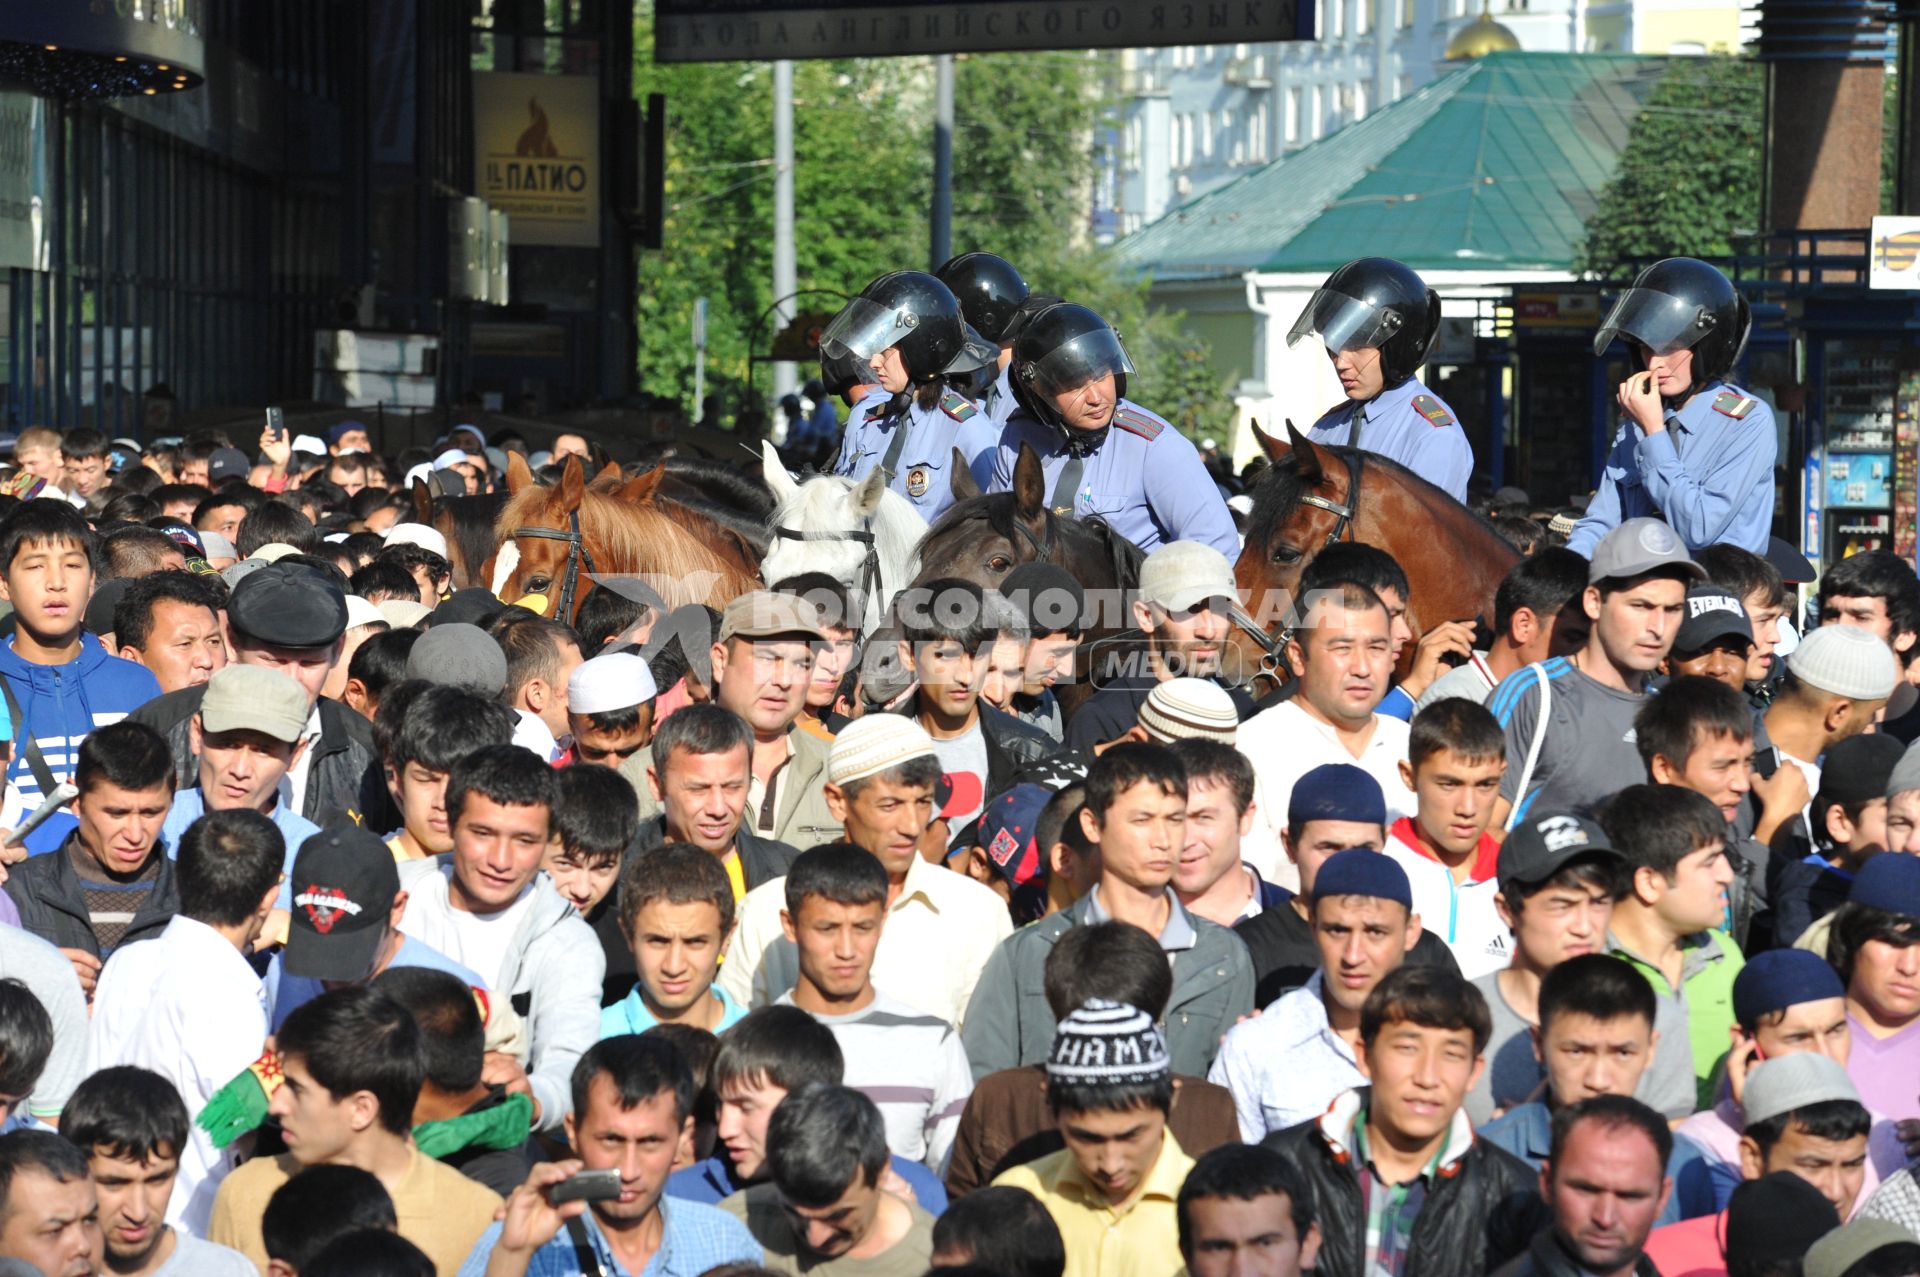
[132,562,392,828]
[1723,1173,1843,1277]
[1775,733,1909,946]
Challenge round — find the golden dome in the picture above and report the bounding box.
[1445,5,1522,59]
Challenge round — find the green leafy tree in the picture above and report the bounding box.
[1577,56,1763,278]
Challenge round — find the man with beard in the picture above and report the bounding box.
[1493,1095,1671,1277]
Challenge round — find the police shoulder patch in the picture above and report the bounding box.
[1711,390,1756,420]
[1411,394,1454,428]
[940,391,979,423]
[1112,403,1166,441]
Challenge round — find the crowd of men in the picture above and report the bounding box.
[0,336,1916,1277]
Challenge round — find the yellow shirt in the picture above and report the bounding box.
[723,850,747,904]
[992,1130,1193,1277]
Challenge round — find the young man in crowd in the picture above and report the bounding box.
[0,502,163,814]
[720,1084,933,1274]
[1760,624,1898,820]
[962,743,1253,1080]
[112,571,228,694]
[768,572,857,740]
[1678,949,1906,1212]
[1211,849,1421,1140]
[209,986,502,1274]
[1239,580,1414,887]
[601,842,743,1037]
[623,591,840,848]
[1175,1144,1322,1277]
[5,723,178,996]
[260,1165,399,1277]
[726,713,1011,1030]
[1490,518,1700,827]
[0,925,88,1132]
[945,920,1239,1198]
[1601,783,1745,1110]
[564,650,655,768]
[60,429,112,499]
[1828,854,1920,1120]
[1658,584,1754,691]
[1645,1053,1873,1271]
[1064,541,1253,753]
[459,1036,760,1277]
[376,683,519,862]
[664,1006,947,1213]
[0,980,52,1136]
[992,1001,1194,1277]
[541,763,634,924]
[1498,1096,1674,1277]
[775,843,973,1174]
[928,1186,1066,1277]
[996,561,1084,743]
[1468,812,1647,1124]
[85,808,284,1234]
[1818,549,1920,671]
[1388,700,1509,978]
[1693,544,1789,695]
[1416,547,1588,710]
[133,561,387,830]
[1168,737,1284,927]
[490,613,582,763]
[1774,734,1906,946]
[62,1066,256,1275]
[1479,955,1713,1225]
[396,745,601,1134]
[0,1130,103,1277]
[1260,966,1545,1277]
[1233,764,1460,1004]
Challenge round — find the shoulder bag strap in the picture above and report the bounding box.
[1503,663,1552,834]
[0,674,57,797]
[563,1214,604,1277]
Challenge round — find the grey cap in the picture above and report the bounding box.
[1888,741,1920,800]
[1788,624,1900,702]
[1804,1220,1920,1277]
[1742,1051,1860,1127]
[405,622,507,696]
[1586,518,1707,586]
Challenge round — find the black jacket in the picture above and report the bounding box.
[1236,896,1460,1007]
[977,703,1060,797]
[1261,1089,1546,1277]
[132,685,395,831]
[1490,1228,1661,1277]
[6,835,178,957]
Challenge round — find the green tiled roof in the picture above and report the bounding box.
[1113,52,1669,280]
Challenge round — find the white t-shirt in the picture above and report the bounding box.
[151,1232,256,1277]
[439,889,537,990]
[930,719,990,845]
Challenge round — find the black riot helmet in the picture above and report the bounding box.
[820,271,996,384]
[1009,302,1136,432]
[936,253,1031,343]
[1592,257,1750,389]
[1288,257,1442,390]
[819,345,870,402]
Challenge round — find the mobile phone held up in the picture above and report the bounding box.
[265,406,285,443]
[546,1169,621,1206]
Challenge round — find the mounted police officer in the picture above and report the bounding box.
[826,270,1000,522]
[1567,257,1774,556]
[988,301,1238,558]
[1291,256,1474,502]
[937,251,1030,427]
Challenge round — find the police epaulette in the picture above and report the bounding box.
[940,391,979,423]
[1411,394,1454,428]
[1711,390,1756,420]
[1112,404,1165,440]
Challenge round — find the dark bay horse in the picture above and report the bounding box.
[411,481,509,590]
[1230,420,1518,677]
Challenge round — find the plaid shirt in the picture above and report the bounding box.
[1355,1109,1443,1277]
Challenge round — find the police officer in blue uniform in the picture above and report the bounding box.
[1567,257,1775,557]
[938,252,1031,429]
[1291,257,1474,502]
[989,302,1238,559]
[826,271,1001,522]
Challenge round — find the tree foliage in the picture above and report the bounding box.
[1577,56,1763,279]
[630,9,1233,440]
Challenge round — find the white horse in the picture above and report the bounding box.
[760,442,926,634]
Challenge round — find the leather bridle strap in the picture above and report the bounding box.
[510,509,597,620]
[1297,449,1365,548]
[770,522,883,611]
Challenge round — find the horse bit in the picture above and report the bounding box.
[1226,447,1366,684]
[511,509,598,619]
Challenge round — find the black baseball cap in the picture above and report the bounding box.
[228,563,348,649]
[1673,585,1752,654]
[284,827,400,982]
[1497,812,1623,896]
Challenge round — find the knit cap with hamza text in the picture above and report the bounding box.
[1046,999,1171,1086]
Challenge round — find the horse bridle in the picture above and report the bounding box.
[510,509,598,620]
[771,519,885,610]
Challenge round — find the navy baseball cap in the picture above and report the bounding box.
[974,783,1051,924]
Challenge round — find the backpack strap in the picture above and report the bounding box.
[0,675,58,798]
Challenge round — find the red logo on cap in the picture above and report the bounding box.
[988,828,1021,868]
[294,884,362,934]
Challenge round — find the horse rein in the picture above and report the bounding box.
[510,509,598,620]
[771,520,884,611]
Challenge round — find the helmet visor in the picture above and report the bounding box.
[1287,288,1405,354]
[1591,287,1716,358]
[943,324,999,377]
[820,297,918,362]
[1024,327,1136,397]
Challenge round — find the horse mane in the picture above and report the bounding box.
[660,456,775,522]
[436,491,508,583]
[922,493,1143,588]
[1245,444,1488,543]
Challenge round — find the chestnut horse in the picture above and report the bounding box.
[495,454,763,624]
[1229,420,1518,678]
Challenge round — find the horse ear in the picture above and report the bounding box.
[409,478,433,524]
[1284,418,1323,484]
[850,466,888,519]
[556,455,587,511]
[1012,442,1046,521]
[1252,418,1290,464]
[505,452,535,496]
[616,464,667,506]
[591,462,623,488]
[949,447,982,502]
[762,441,800,500]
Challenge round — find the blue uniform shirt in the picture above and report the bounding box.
[1307,377,1473,502]
[988,400,1239,559]
[1566,380,1776,557]
[833,385,999,523]
[981,362,1018,427]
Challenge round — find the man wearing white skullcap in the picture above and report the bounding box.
[567,651,657,768]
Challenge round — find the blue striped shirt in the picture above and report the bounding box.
[1489,657,1649,822]
[457,1197,760,1277]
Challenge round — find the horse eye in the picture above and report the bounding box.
[988,555,1011,572]
[1272,544,1302,565]
[526,576,552,593]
